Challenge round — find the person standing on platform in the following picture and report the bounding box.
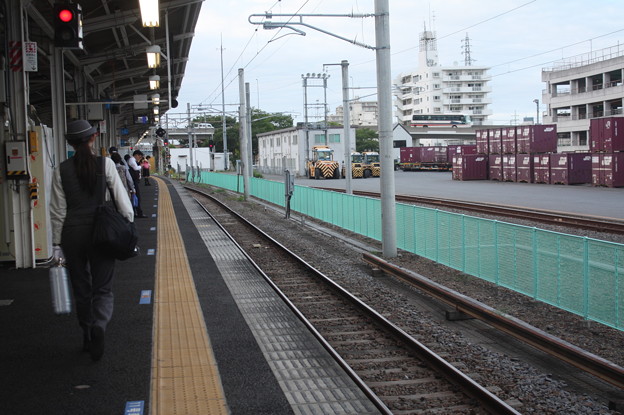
[50,119,134,361]
[127,150,147,218]
[111,152,135,200]
[141,155,151,186]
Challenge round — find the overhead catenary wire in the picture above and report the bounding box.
[200,0,311,108]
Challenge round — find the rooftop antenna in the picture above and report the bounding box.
[461,33,474,66]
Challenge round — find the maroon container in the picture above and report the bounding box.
[517,124,557,153]
[516,154,534,183]
[590,117,624,152]
[489,128,502,154]
[590,119,604,153]
[447,145,477,158]
[533,154,551,184]
[476,129,489,154]
[592,153,624,187]
[489,155,502,181]
[453,154,488,180]
[502,155,517,182]
[421,146,447,163]
[400,147,422,163]
[502,127,517,154]
[550,153,592,185]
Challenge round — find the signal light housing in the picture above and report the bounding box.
[54,3,83,49]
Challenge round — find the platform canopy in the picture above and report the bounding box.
[22,0,202,138]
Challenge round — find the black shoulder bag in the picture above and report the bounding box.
[92,157,139,260]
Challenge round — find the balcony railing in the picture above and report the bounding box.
[549,80,623,97]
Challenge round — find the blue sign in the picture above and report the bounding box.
[124,401,144,415]
[120,127,129,135]
[139,290,152,305]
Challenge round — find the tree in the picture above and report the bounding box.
[356,128,379,152]
[192,110,293,162]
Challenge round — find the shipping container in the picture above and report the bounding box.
[550,153,592,185]
[592,153,624,187]
[590,117,624,152]
[421,146,448,163]
[502,126,517,154]
[502,155,517,182]
[517,124,557,154]
[452,154,488,180]
[489,155,502,181]
[447,145,477,158]
[533,154,551,184]
[515,154,534,183]
[489,128,502,154]
[476,129,489,154]
[400,147,422,163]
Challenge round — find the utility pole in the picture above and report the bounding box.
[220,35,228,170]
[187,102,194,179]
[303,76,310,163]
[341,61,353,194]
[238,69,250,200]
[375,0,397,258]
[249,7,395,256]
[245,82,253,177]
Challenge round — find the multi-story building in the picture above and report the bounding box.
[257,125,355,176]
[542,45,624,151]
[394,30,493,126]
[328,99,379,127]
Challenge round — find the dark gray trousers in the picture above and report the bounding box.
[62,224,116,334]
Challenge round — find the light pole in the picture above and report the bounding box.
[533,99,540,125]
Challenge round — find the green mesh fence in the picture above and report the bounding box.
[195,173,623,331]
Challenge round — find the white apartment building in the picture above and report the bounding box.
[257,125,355,177]
[394,30,493,126]
[328,99,379,127]
[542,45,624,151]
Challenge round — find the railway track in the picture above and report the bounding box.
[186,185,520,414]
[316,188,624,234]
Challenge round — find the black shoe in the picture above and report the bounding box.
[90,327,105,361]
[136,214,148,218]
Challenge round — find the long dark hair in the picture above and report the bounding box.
[69,139,97,194]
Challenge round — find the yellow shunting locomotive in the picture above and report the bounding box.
[342,152,365,178]
[362,151,381,177]
[307,146,341,179]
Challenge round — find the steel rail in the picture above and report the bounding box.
[363,252,624,390]
[185,185,521,415]
[315,187,624,234]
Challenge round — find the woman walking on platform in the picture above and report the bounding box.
[50,120,134,361]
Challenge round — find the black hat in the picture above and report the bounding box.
[109,146,118,154]
[66,120,97,142]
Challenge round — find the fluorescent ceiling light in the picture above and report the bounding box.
[139,0,159,27]
[149,75,160,90]
[146,45,161,68]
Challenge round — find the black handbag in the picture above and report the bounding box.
[92,157,139,260]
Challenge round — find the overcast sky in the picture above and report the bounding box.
[171,0,624,126]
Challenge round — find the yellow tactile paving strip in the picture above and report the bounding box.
[150,177,229,415]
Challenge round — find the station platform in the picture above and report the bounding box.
[0,177,380,415]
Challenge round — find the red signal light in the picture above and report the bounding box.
[58,9,73,22]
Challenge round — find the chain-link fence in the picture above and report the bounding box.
[197,172,623,331]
